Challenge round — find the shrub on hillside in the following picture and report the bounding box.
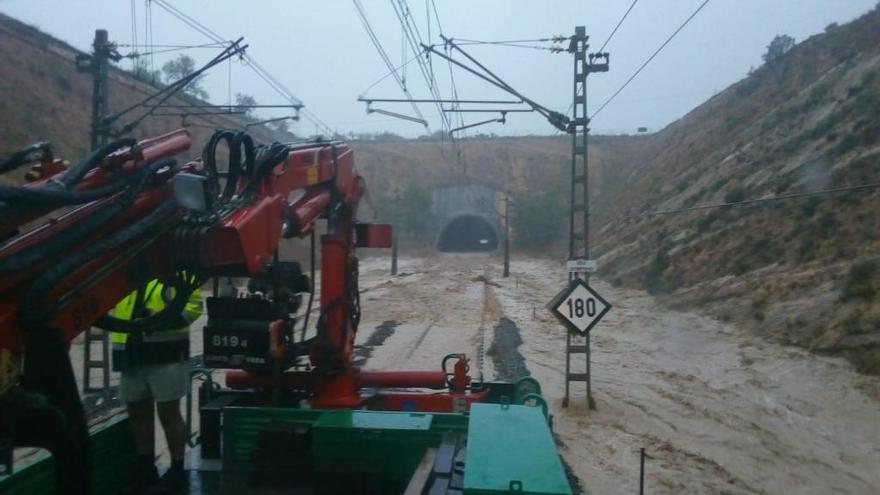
[54,75,71,93]
[800,196,820,217]
[799,237,817,261]
[733,255,751,275]
[841,260,877,302]
[774,176,795,194]
[235,93,257,119]
[642,252,673,294]
[696,210,721,234]
[832,132,862,156]
[162,54,209,100]
[816,212,836,238]
[128,58,163,86]
[724,186,748,204]
[372,181,436,240]
[848,154,879,183]
[510,191,564,251]
[808,114,836,140]
[710,178,727,192]
[762,34,795,65]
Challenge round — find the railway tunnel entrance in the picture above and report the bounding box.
[436,215,498,252]
[432,183,502,252]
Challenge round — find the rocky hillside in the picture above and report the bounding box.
[594,6,880,372]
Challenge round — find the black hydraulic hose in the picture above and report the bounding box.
[203,130,241,202]
[0,180,129,207]
[300,229,316,342]
[0,138,138,221]
[243,142,288,195]
[203,130,286,200]
[314,296,352,371]
[349,257,361,330]
[201,130,227,196]
[19,326,91,495]
[20,198,180,330]
[0,142,51,174]
[231,131,256,182]
[0,158,176,275]
[7,140,164,495]
[0,385,89,495]
[95,269,202,334]
[60,138,136,189]
[314,257,361,370]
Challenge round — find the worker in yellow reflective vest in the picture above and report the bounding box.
[110,279,202,495]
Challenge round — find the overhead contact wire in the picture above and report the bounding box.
[592,0,711,119]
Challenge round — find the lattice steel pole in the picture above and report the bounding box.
[563,27,608,410]
[503,192,510,278]
[76,29,119,395]
[77,30,114,149]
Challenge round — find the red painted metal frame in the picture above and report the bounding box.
[224,370,449,392]
[355,223,393,248]
[1,130,489,415]
[366,389,491,412]
[0,131,192,352]
[224,366,488,413]
[0,130,192,239]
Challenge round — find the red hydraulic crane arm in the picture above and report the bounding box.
[0,135,370,357]
[1,127,486,495]
[193,142,363,276]
[0,130,192,240]
[0,131,194,354]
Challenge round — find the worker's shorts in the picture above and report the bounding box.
[119,361,191,403]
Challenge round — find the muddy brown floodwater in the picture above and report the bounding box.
[356,253,880,495]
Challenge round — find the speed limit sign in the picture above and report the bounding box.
[548,279,611,336]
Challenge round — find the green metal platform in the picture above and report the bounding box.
[222,407,470,469]
[463,403,572,495]
[0,404,572,494]
[0,414,136,495]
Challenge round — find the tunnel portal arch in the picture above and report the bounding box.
[436,214,499,252]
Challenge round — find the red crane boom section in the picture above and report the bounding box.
[0,130,366,356]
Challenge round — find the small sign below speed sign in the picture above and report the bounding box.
[547,279,611,336]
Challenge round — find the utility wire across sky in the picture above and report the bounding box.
[591,0,711,119]
[141,0,333,135]
[624,181,880,219]
[567,0,638,117]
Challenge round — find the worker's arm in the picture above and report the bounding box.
[181,288,203,325]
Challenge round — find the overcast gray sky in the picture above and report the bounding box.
[2,1,876,137]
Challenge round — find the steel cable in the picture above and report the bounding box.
[592,0,711,119]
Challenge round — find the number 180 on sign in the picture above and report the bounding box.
[547,279,611,336]
[566,297,597,319]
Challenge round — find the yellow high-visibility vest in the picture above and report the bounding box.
[110,279,202,370]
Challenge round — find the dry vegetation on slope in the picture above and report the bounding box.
[594,6,880,373]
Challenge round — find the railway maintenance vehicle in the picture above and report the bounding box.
[0,129,571,494]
